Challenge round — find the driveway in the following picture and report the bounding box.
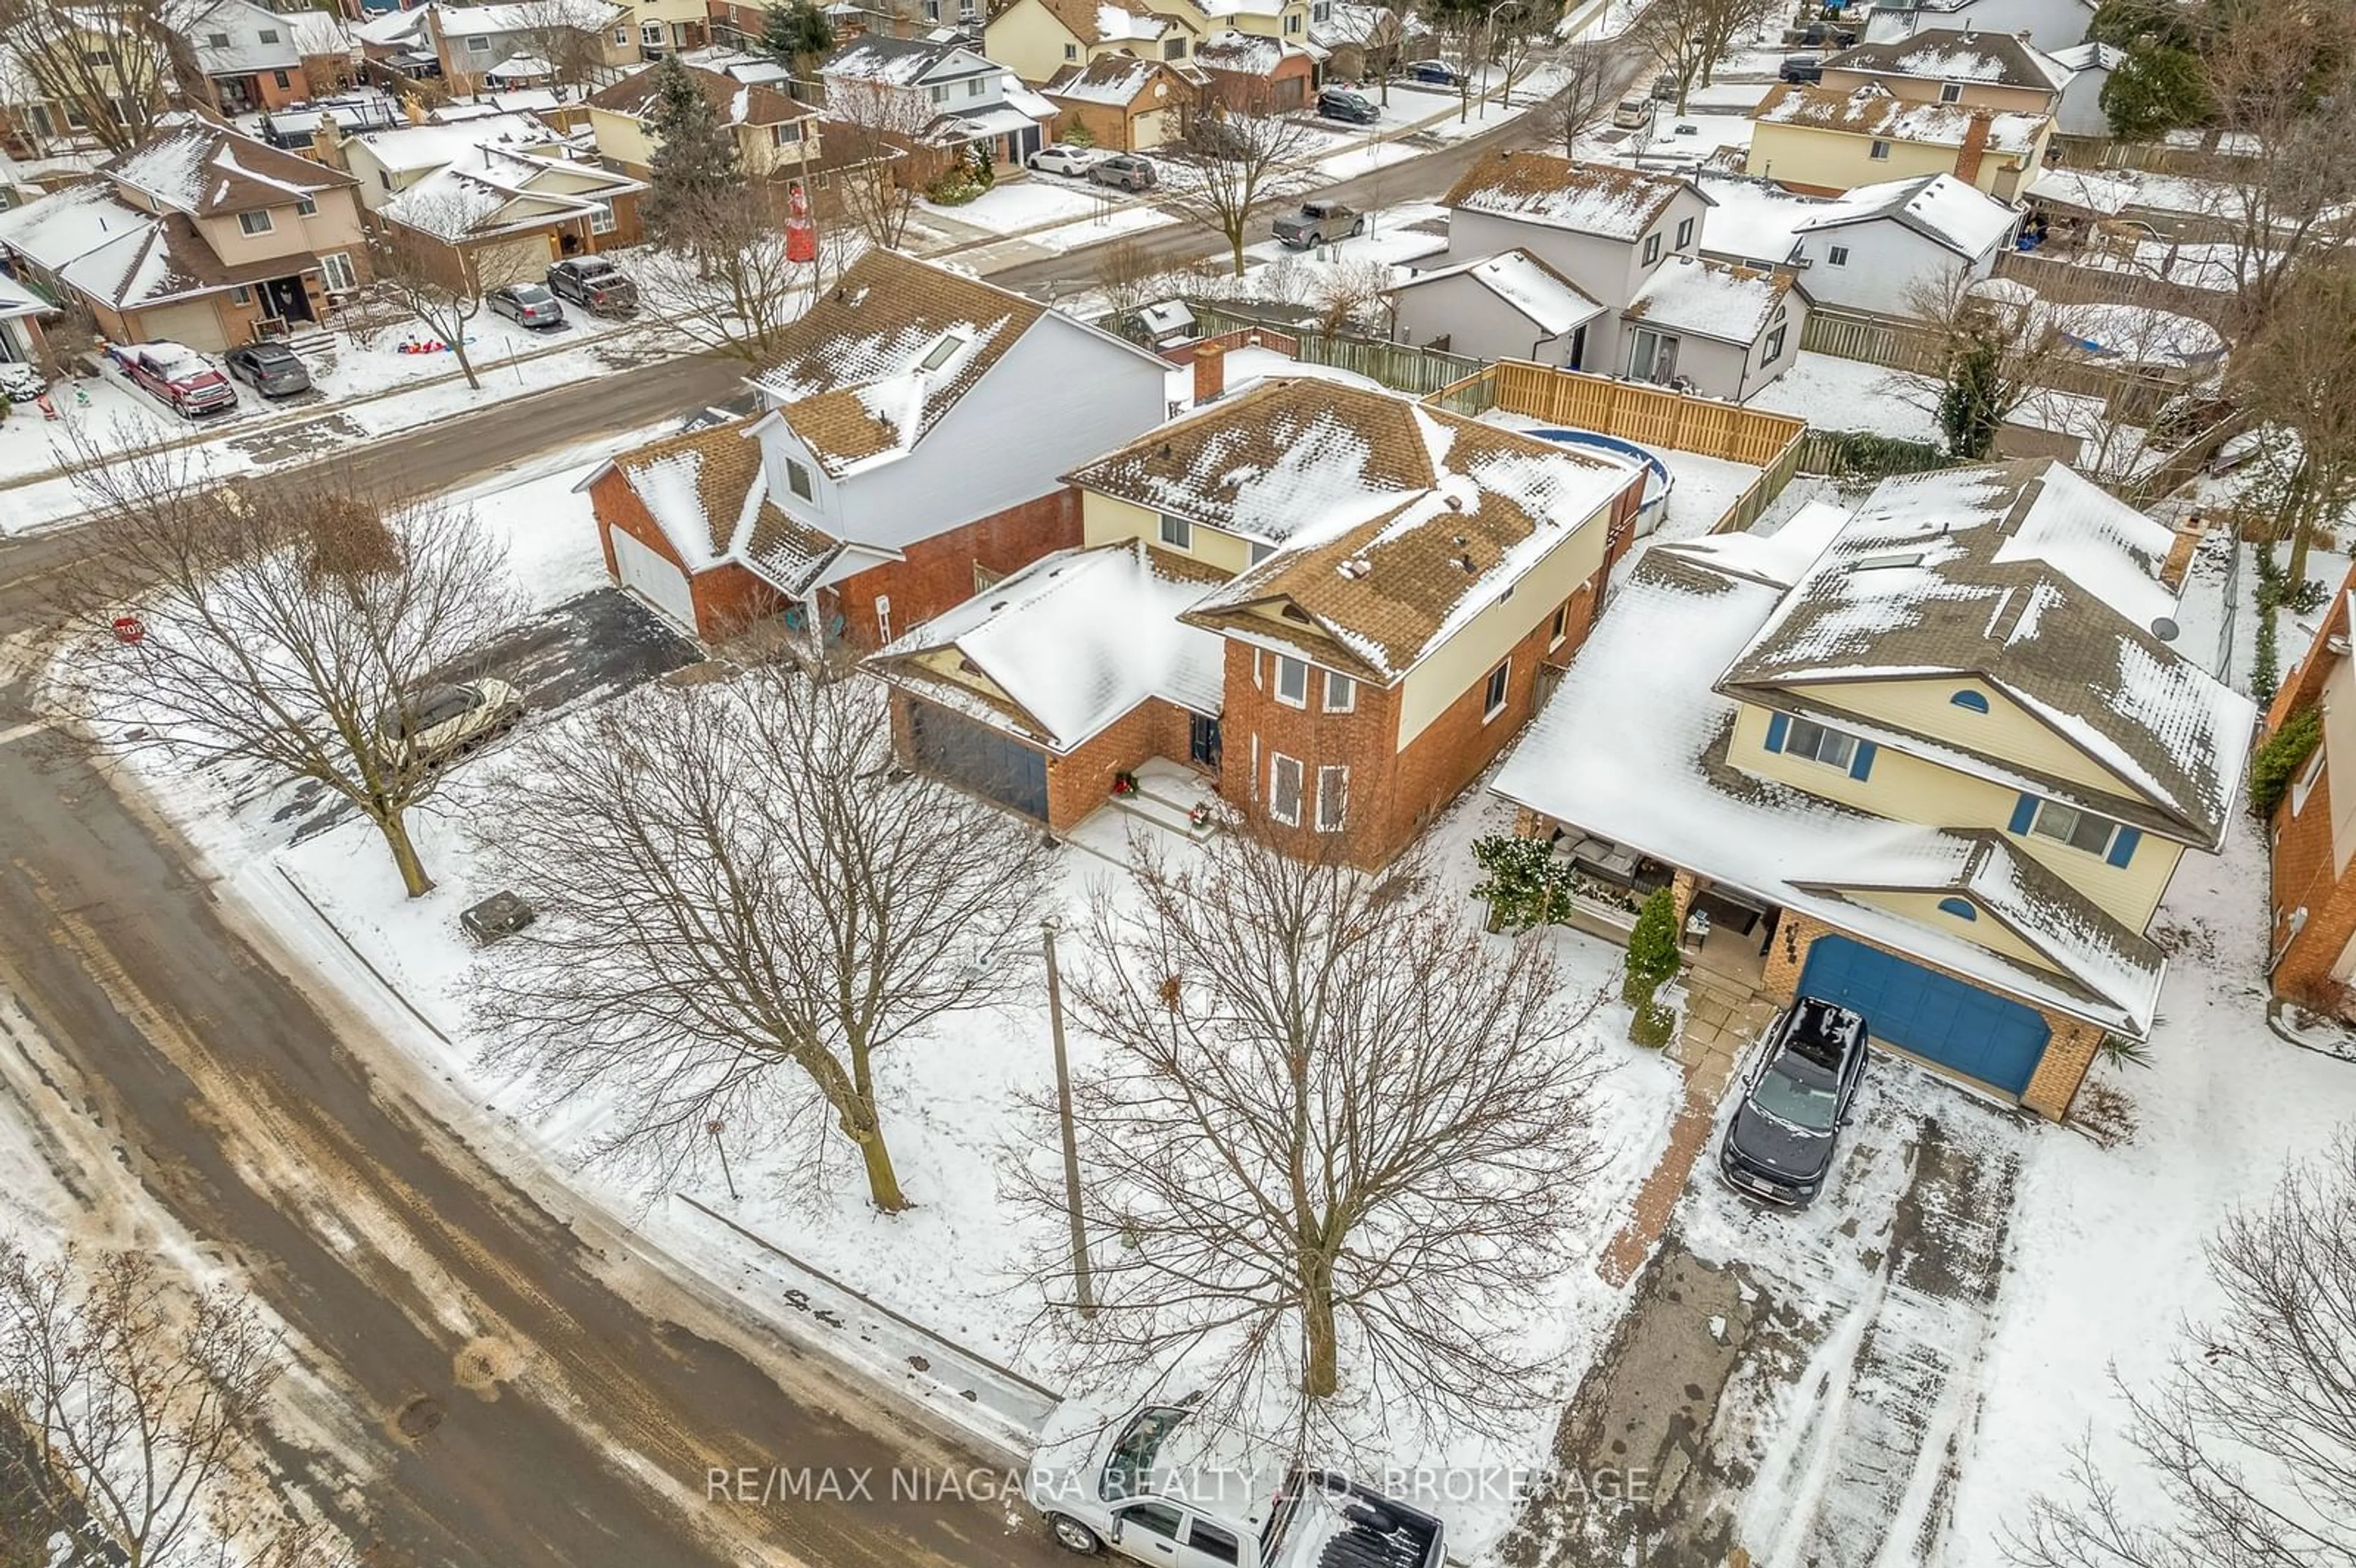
[1499,1063,2031,1566]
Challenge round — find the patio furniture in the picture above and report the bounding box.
[1683,908,1711,950]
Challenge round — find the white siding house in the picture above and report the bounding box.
[1698,170,2019,317]
[2047,42,2123,138]
[1862,0,2095,50]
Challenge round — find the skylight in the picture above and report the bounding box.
[918,334,966,372]
[1849,551,1925,572]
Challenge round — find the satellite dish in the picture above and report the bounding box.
[2151,615,2181,643]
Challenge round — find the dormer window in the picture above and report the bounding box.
[918,333,966,372]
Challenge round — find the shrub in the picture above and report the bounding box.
[1801,429,1952,480]
[1629,999,1677,1048]
[926,167,981,205]
[1623,886,1680,1008]
[2250,707,2322,817]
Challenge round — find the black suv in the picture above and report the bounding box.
[1720,996,1869,1208]
[1317,87,1380,125]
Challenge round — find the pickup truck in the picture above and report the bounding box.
[107,340,237,418]
[1028,1402,1446,1568]
[1273,199,1367,248]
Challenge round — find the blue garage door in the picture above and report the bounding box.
[907,699,1049,822]
[1796,934,2050,1096]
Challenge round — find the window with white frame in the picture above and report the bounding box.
[320,250,356,290]
[1315,765,1348,831]
[613,24,629,42]
[1270,753,1303,824]
[1064,41,1078,57]
[1641,231,1661,265]
[1275,656,1308,707]
[1674,216,1693,248]
[642,22,665,44]
[1284,10,1301,31]
[1761,323,1787,362]
[1868,138,1891,159]
[1549,600,1570,648]
[2030,799,2122,856]
[966,75,987,97]
[295,194,317,216]
[1323,671,1354,712]
[1163,36,1185,56]
[1159,513,1191,549]
[772,120,804,145]
[1827,243,1849,266]
[928,81,950,102]
[237,209,273,235]
[786,458,814,499]
[590,199,615,234]
[1783,715,1856,769]
[1482,658,1509,719]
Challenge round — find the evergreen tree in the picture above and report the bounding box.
[639,51,744,248]
[760,0,835,76]
[1623,888,1682,1048]
[1937,326,2007,460]
[2100,41,2211,140]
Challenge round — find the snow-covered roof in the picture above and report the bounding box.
[1787,171,2019,256]
[674,44,796,85]
[1388,247,1607,336]
[747,249,1060,477]
[353,5,434,47]
[1311,0,1430,49]
[379,134,641,239]
[2044,40,2123,74]
[1722,459,2254,847]
[431,0,623,36]
[1042,54,1176,106]
[0,270,47,319]
[2046,300,2226,371]
[0,176,336,310]
[1070,379,1643,685]
[1624,255,1800,345]
[352,111,554,172]
[868,540,1226,751]
[1442,150,1703,242]
[582,415,844,593]
[2023,166,2138,214]
[1751,83,2050,155]
[585,62,810,125]
[820,34,991,85]
[107,118,355,217]
[1195,29,1322,73]
[1488,534,2171,1037]
[1821,27,2069,91]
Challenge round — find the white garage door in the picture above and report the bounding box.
[610,526,698,632]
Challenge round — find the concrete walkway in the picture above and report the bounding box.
[1598,969,1775,1285]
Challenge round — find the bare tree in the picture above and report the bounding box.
[476,659,1055,1212]
[638,188,818,359]
[363,193,542,393]
[2233,263,2356,594]
[0,1240,350,1568]
[2009,1136,2356,1568]
[821,80,927,252]
[47,443,520,898]
[1312,256,1392,331]
[1021,824,1612,1447]
[501,0,612,99]
[1626,0,1768,113]
[1531,39,1618,156]
[0,0,208,155]
[1902,267,2082,459]
[1161,107,1317,279]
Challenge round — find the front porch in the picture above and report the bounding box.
[1519,817,1775,996]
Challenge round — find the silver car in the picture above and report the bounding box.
[381,679,524,771]
[487,283,565,330]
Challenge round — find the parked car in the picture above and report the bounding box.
[1317,86,1380,125]
[545,256,639,317]
[1405,59,1463,86]
[0,361,46,403]
[1719,995,1870,1208]
[1088,153,1157,191]
[380,679,524,772]
[1797,20,1856,46]
[1026,1401,1446,1567]
[1778,54,1825,82]
[223,341,312,398]
[1612,96,1658,130]
[107,341,237,418]
[487,283,566,329]
[1651,71,1677,101]
[1028,142,1100,176]
[1273,198,1366,247]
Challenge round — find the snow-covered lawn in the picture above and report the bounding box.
[88,448,1693,1559]
[920,175,1127,233]
[1746,352,1939,440]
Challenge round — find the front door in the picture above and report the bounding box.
[1628,327,1678,384]
[261,275,313,323]
[1188,712,1220,771]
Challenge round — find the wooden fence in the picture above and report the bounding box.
[1187,303,1487,398]
[1796,304,2189,421]
[1424,362,1809,533]
[1992,250,2233,323]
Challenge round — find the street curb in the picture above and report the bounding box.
[272,863,455,1048]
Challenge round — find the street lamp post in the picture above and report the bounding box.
[1042,917,1095,1316]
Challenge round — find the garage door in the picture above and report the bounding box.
[610,526,698,632]
[1796,934,2050,1096]
[908,699,1048,821]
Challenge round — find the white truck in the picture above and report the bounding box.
[1026,1403,1446,1568]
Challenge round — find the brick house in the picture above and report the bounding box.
[0,118,368,352]
[1194,30,1320,114]
[585,247,1175,642]
[2262,563,2356,1013]
[1041,56,1196,151]
[867,367,1649,866]
[1491,459,2253,1119]
[192,0,313,114]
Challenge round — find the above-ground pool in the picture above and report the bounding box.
[1527,428,1674,533]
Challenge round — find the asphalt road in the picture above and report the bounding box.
[0,359,1069,1568]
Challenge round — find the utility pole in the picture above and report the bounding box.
[1042,917,1095,1317]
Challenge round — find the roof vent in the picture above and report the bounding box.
[989,600,1008,610]
[1340,558,1371,578]
[1458,552,1477,574]
[1446,497,1465,512]
[1849,551,1925,572]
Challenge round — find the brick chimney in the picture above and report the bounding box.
[1194,340,1226,404]
[1954,109,1995,188]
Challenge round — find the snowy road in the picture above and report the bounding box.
[0,403,1071,1567]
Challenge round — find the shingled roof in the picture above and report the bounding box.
[583,61,810,126]
[1441,150,1701,242]
[1719,459,2254,847]
[1063,379,1639,685]
[1750,83,2049,154]
[1821,28,2069,91]
[584,416,844,595]
[106,118,356,218]
[747,249,1049,477]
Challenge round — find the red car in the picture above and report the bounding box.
[107,341,239,418]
